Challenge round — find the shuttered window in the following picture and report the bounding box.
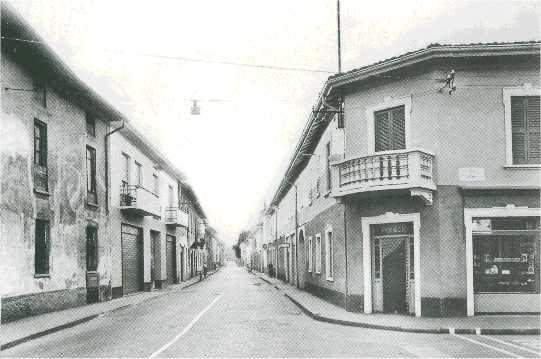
[511,96,540,164]
[374,105,406,152]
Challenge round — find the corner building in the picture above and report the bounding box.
[265,42,540,317]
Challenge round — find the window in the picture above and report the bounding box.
[326,141,332,191]
[510,96,540,165]
[135,162,143,187]
[315,234,322,273]
[86,146,97,203]
[325,229,334,280]
[86,225,98,271]
[35,219,50,275]
[374,105,405,152]
[473,217,540,294]
[33,75,46,108]
[33,119,48,191]
[85,112,96,137]
[168,185,174,206]
[122,153,130,186]
[34,119,47,166]
[153,173,159,196]
[307,236,313,272]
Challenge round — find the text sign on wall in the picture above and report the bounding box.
[459,167,485,182]
[373,222,413,236]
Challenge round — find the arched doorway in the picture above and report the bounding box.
[297,228,306,289]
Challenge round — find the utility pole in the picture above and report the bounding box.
[337,0,342,73]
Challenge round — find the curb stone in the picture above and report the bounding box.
[1,268,221,351]
[254,273,540,336]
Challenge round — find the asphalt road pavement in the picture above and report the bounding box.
[3,263,539,358]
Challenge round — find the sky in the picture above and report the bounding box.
[8,0,540,245]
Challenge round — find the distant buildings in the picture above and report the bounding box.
[1,4,217,322]
[254,42,540,317]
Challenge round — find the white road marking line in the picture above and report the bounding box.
[148,293,223,358]
[481,335,540,355]
[453,334,524,358]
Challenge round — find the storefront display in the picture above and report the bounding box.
[473,217,540,294]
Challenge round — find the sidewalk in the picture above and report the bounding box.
[1,268,219,350]
[253,271,540,335]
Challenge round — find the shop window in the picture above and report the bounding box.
[474,236,538,293]
[86,226,98,272]
[35,219,50,275]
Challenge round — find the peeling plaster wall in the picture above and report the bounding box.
[1,51,111,308]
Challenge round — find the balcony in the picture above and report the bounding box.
[164,207,189,227]
[331,148,436,204]
[119,182,161,217]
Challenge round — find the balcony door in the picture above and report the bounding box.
[374,105,405,152]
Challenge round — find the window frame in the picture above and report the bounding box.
[325,226,334,281]
[307,236,313,272]
[122,153,131,186]
[366,96,412,155]
[85,112,96,137]
[153,173,159,197]
[33,75,47,108]
[135,161,143,187]
[86,145,97,203]
[503,86,541,168]
[34,119,47,167]
[315,233,322,274]
[34,219,50,275]
[325,141,332,192]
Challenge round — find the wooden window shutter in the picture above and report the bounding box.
[391,106,406,150]
[374,111,391,152]
[527,96,540,164]
[512,96,540,164]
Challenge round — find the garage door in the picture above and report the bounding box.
[166,235,176,285]
[121,224,143,295]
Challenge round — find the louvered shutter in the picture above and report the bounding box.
[391,106,406,150]
[527,96,540,164]
[375,111,391,152]
[511,97,527,164]
[512,96,540,164]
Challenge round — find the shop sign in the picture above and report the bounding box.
[373,222,413,236]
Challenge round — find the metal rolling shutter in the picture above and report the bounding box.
[166,235,176,285]
[122,224,143,294]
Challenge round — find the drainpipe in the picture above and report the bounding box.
[104,119,125,215]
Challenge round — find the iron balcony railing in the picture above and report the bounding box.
[119,181,161,217]
[331,148,436,197]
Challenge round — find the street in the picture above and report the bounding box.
[2,263,539,358]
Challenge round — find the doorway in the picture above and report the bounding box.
[297,229,306,289]
[371,228,415,314]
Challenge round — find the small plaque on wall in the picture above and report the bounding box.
[459,167,485,182]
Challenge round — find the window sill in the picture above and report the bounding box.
[326,277,334,282]
[323,190,332,198]
[503,165,541,170]
[34,274,50,278]
[34,189,50,197]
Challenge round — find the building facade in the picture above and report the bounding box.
[1,4,124,322]
[258,42,540,317]
[1,4,214,322]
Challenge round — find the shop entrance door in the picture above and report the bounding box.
[382,238,406,313]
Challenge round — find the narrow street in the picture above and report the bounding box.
[3,263,539,358]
